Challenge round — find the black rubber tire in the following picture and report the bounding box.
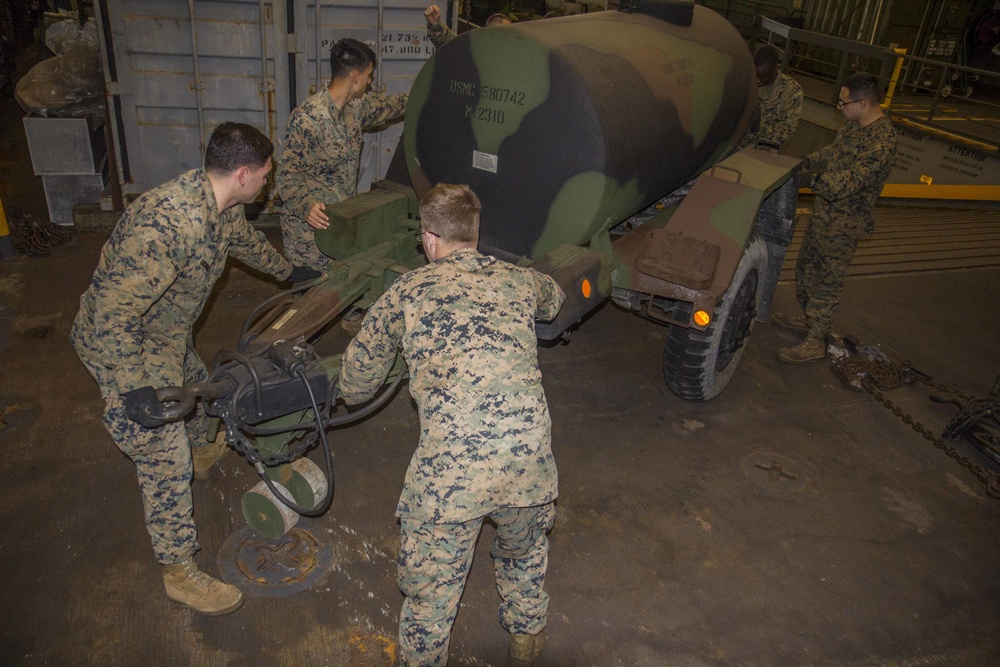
[663,236,768,402]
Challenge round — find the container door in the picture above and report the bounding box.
[95,0,434,198]
[294,0,433,192]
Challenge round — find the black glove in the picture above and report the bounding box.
[793,170,816,189]
[287,265,322,284]
[123,386,166,429]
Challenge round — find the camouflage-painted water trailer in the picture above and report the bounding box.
[392,3,800,400]
[405,5,756,260]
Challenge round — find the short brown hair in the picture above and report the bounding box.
[842,72,881,104]
[420,184,481,244]
[330,38,376,81]
[204,122,273,174]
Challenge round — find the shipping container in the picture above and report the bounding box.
[93,0,434,199]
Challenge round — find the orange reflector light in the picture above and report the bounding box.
[580,278,592,299]
[693,310,711,327]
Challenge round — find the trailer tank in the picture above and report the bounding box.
[404,6,755,260]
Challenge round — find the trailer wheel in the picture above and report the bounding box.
[663,236,767,401]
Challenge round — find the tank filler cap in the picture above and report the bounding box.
[617,0,694,27]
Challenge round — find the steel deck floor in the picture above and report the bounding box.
[1,227,998,666]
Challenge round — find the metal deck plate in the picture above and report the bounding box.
[216,520,335,598]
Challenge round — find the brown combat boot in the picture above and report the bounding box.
[192,432,229,480]
[776,335,826,364]
[508,631,544,667]
[771,312,810,335]
[162,558,244,616]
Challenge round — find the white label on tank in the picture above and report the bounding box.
[472,150,498,173]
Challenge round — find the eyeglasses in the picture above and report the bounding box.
[420,230,441,239]
[837,99,863,109]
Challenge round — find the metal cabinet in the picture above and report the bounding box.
[23,116,109,225]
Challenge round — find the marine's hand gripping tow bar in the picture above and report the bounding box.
[149,381,233,425]
[135,342,336,430]
[124,381,234,430]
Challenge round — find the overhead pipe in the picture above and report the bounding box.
[867,0,885,44]
[835,0,852,39]
[904,0,935,85]
[815,0,831,35]
[853,0,871,42]
[873,0,898,48]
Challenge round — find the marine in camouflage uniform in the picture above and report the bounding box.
[71,125,293,576]
[796,113,896,331]
[775,73,897,363]
[740,46,802,152]
[423,4,511,52]
[339,184,565,666]
[277,38,407,271]
[741,72,803,151]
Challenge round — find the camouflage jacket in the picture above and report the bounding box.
[426,21,458,50]
[808,114,897,227]
[742,72,803,150]
[72,169,291,393]
[339,248,566,523]
[276,88,408,221]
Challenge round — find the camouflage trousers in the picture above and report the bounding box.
[397,502,556,666]
[280,210,329,273]
[795,206,866,337]
[73,341,212,564]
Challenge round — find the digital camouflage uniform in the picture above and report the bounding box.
[71,169,292,564]
[797,115,897,337]
[276,88,408,270]
[426,21,458,50]
[741,71,803,151]
[339,248,566,666]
